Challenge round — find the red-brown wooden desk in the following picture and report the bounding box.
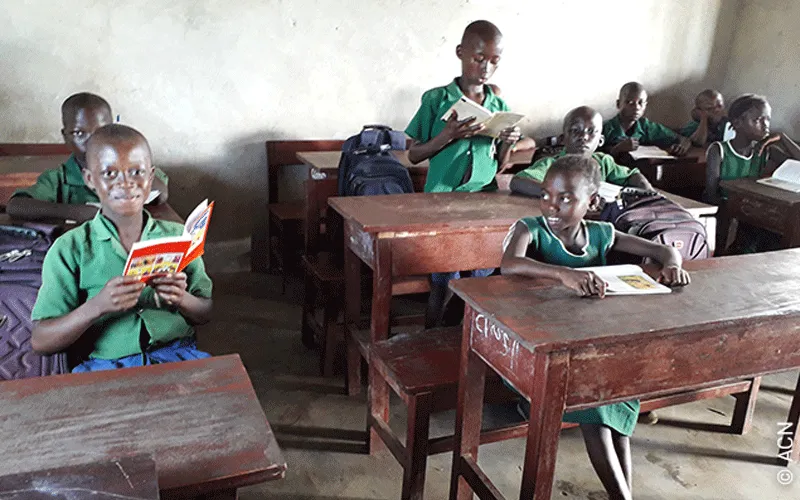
[721,178,800,248]
[0,355,286,499]
[448,251,800,499]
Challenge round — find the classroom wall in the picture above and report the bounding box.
[0,0,730,241]
[719,0,800,139]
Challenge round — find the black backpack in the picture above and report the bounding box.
[337,125,414,197]
[600,188,710,262]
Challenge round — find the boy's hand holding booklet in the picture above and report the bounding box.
[580,264,671,295]
[441,96,524,138]
[123,199,214,280]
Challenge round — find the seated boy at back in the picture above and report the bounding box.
[511,106,653,197]
[7,92,169,223]
[603,82,691,157]
[30,124,211,372]
[405,20,533,327]
[681,89,731,146]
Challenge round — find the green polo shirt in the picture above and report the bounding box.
[12,154,169,204]
[32,210,212,360]
[405,79,509,192]
[514,150,639,185]
[602,115,679,148]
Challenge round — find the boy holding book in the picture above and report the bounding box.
[404,19,533,327]
[7,92,170,223]
[30,124,212,372]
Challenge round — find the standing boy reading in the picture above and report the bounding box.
[404,20,533,327]
[681,89,730,146]
[503,155,689,500]
[7,92,169,223]
[603,82,691,157]
[30,124,212,372]
[511,106,653,197]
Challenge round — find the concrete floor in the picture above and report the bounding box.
[199,248,799,500]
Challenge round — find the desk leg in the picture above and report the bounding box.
[520,351,569,500]
[450,308,487,500]
[345,233,363,396]
[784,206,800,248]
[779,372,800,465]
[368,237,393,453]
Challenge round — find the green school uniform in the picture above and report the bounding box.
[518,215,639,436]
[514,150,640,186]
[32,210,212,360]
[680,118,731,144]
[710,140,767,200]
[12,154,169,204]
[603,115,679,149]
[405,79,508,193]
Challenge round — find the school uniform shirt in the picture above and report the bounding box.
[405,79,508,193]
[514,150,640,186]
[680,118,733,144]
[12,154,169,204]
[515,215,639,436]
[708,140,767,201]
[602,115,679,149]
[32,210,212,360]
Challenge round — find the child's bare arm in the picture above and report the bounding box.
[611,231,690,286]
[31,276,145,354]
[407,112,484,164]
[501,222,607,296]
[496,126,522,171]
[689,112,709,146]
[6,197,98,222]
[703,143,723,205]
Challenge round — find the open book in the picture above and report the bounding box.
[123,199,214,279]
[628,145,676,161]
[580,264,671,295]
[441,96,524,138]
[757,159,800,193]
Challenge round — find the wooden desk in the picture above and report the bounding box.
[0,154,68,173]
[617,147,707,199]
[0,454,159,500]
[720,178,800,248]
[0,354,286,499]
[448,252,800,499]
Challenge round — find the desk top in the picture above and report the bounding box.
[721,178,800,205]
[0,454,159,500]
[620,146,707,166]
[297,150,429,172]
[0,355,286,494]
[451,249,800,352]
[329,191,539,233]
[0,155,68,174]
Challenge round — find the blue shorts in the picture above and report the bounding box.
[430,268,495,288]
[72,337,210,373]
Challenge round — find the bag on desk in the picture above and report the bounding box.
[600,189,710,262]
[0,223,69,379]
[337,125,414,197]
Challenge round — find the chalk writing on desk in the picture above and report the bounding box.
[473,313,520,368]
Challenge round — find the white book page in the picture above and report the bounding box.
[771,159,800,185]
[598,182,622,202]
[581,264,672,295]
[628,146,676,160]
[480,112,525,138]
[441,96,494,124]
[146,190,160,204]
[183,199,209,236]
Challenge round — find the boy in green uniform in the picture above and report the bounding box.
[603,82,691,157]
[404,20,533,327]
[31,124,212,372]
[511,106,652,197]
[7,93,169,223]
[681,89,731,146]
[503,154,689,500]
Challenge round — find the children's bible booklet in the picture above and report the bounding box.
[628,145,676,161]
[441,96,525,138]
[123,199,214,279]
[757,159,800,193]
[580,264,672,295]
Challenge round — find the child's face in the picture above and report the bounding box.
[456,35,503,87]
[697,93,725,123]
[83,139,154,217]
[734,103,771,142]
[564,112,603,154]
[617,89,648,122]
[61,107,112,164]
[540,170,597,232]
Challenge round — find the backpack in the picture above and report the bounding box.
[600,189,710,262]
[0,223,69,379]
[337,125,414,197]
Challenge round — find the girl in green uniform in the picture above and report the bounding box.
[502,154,690,500]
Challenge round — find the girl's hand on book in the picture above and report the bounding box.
[658,266,690,287]
[151,273,188,308]
[91,276,145,315]
[561,269,607,298]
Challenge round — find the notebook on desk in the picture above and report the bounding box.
[757,159,800,193]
